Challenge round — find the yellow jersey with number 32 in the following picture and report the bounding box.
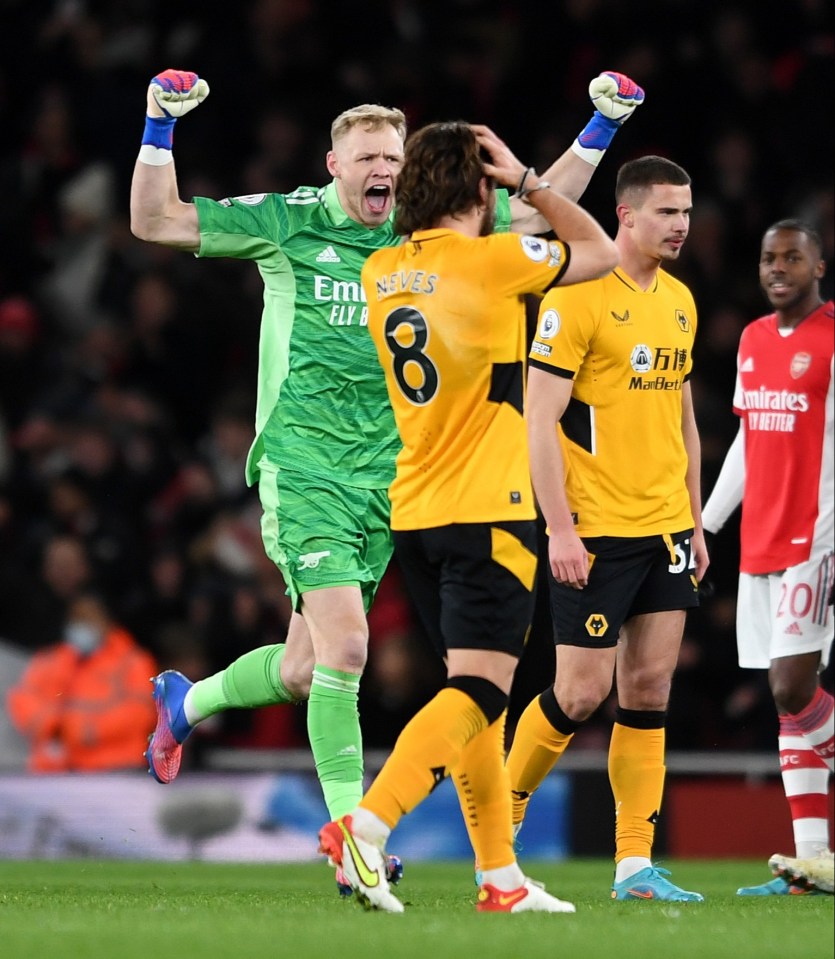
[363,228,568,530]
[529,266,697,537]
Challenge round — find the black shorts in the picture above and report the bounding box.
[393,520,538,659]
[549,529,700,649]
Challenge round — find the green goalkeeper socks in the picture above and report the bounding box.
[307,665,364,819]
[186,644,294,722]
[184,650,364,818]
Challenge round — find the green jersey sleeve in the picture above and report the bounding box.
[193,193,297,484]
[494,189,512,233]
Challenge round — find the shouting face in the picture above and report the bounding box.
[327,123,404,228]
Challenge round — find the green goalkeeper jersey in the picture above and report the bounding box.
[194,181,511,489]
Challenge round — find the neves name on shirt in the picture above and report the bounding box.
[374,271,439,299]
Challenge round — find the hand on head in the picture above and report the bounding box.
[470,125,527,190]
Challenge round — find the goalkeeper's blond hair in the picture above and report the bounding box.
[330,104,407,147]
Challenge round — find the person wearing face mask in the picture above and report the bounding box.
[6,593,158,772]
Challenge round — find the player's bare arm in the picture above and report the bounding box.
[508,71,645,233]
[682,381,709,581]
[130,70,206,251]
[526,367,589,589]
[475,124,617,281]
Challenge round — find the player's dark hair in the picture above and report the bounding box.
[765,219,823,257]
[615,155,691,204]
[394,121,488,235]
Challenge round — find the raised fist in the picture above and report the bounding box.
[147,70,210,119]
[589,72,644,125]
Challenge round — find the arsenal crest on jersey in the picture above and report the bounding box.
[790,352,812,379]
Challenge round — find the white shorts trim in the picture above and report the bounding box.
[736,550,834,669]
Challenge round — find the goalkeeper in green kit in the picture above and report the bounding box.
[131,67,643,887]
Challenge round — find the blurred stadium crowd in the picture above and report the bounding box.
[0,0,832,762]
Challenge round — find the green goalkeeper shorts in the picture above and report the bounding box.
[258,461,393,613]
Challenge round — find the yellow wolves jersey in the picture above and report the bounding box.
[529,267,697,536]
[363,228,568,530]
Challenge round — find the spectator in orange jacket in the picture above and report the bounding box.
[6,592,158,772]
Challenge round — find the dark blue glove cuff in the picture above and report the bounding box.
[142,114,177,150]
[576,112,620,151]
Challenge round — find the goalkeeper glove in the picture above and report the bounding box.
[148,69,210,118]
[141,70,210,154]
[571,71,645,166]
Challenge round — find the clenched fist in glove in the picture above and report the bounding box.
[572,71,645,166]
[147,69,210,118]
[140,70,210,160]
[588,72,644,125]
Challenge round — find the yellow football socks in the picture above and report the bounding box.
[452,712,515,871]
[609,720,665,861]
[361,687,489,829]
[506,695,574,826]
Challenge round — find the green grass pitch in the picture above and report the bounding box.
[1,859,832,959]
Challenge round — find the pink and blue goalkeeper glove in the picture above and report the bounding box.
[142,70,210,150]
[577,71,645,151]
[150,70,210,117]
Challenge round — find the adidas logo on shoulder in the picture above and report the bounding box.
[784,621,803,636]
[316,245,341,263]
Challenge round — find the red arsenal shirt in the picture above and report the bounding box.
[732,301,834,573]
